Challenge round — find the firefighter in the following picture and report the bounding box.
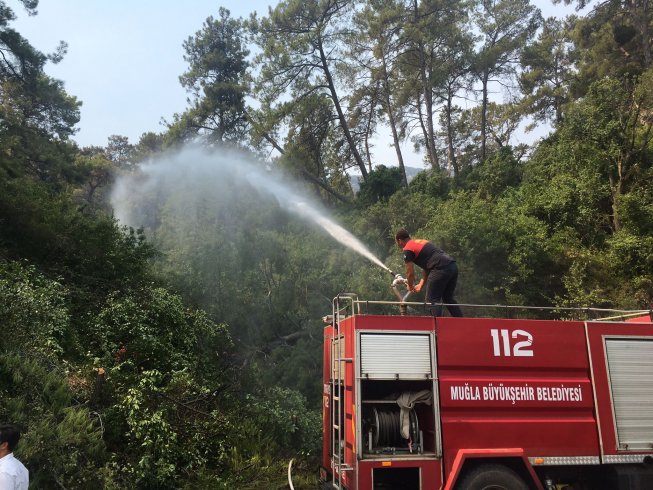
[395,228,463,317]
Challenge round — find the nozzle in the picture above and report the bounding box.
[392,274,407,287]
[391,273,411,303]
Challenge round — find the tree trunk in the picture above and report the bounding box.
[381,56,408,187]
[416,93,433,166]
[244,110,351,203]
[317,35,369,180]
[364,80,379,173]
[445,83,459,176]
[87,182,99,204]
[481,70,489,163]
[608,160,623,232]
[420,60,438,169]
[413,0,438,169]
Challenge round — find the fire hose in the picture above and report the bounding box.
[391,273,412,302]
[288,458,294,490]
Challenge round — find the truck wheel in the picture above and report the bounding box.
[457,464,529,490]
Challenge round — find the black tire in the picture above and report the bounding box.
[457,464,530,490]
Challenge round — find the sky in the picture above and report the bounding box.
[10,0,273,148]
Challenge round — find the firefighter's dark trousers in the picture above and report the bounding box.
[426,262,463,317]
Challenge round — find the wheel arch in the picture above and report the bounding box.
[444,449,544,490]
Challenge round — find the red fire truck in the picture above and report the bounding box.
[320,294,653,490]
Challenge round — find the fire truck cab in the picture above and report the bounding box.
[320,295,653,490]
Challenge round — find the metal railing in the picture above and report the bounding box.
[343,297,651,322]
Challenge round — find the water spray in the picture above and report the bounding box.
[111,146,412,306]
[266,189,411,307]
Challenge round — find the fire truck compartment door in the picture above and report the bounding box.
[605,338,653,450]
[360,333,432,379]
[587,321,653,455]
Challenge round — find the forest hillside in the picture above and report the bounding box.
[1,0,652,488]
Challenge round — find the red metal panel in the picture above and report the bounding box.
[350,314,436,333]
[436,317,598,474]
[341,316,358,489]
[586,321,653,458]
[626,314,652,323]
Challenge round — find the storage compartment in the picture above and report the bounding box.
[361,380,436,456]
[357,331,439,458]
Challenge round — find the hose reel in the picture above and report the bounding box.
[364,405,421,454]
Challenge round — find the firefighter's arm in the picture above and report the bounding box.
[414,269,427,293]
[405,262,418,292]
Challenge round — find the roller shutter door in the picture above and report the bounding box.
[605,338,653,450]
[360,333,432,379]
